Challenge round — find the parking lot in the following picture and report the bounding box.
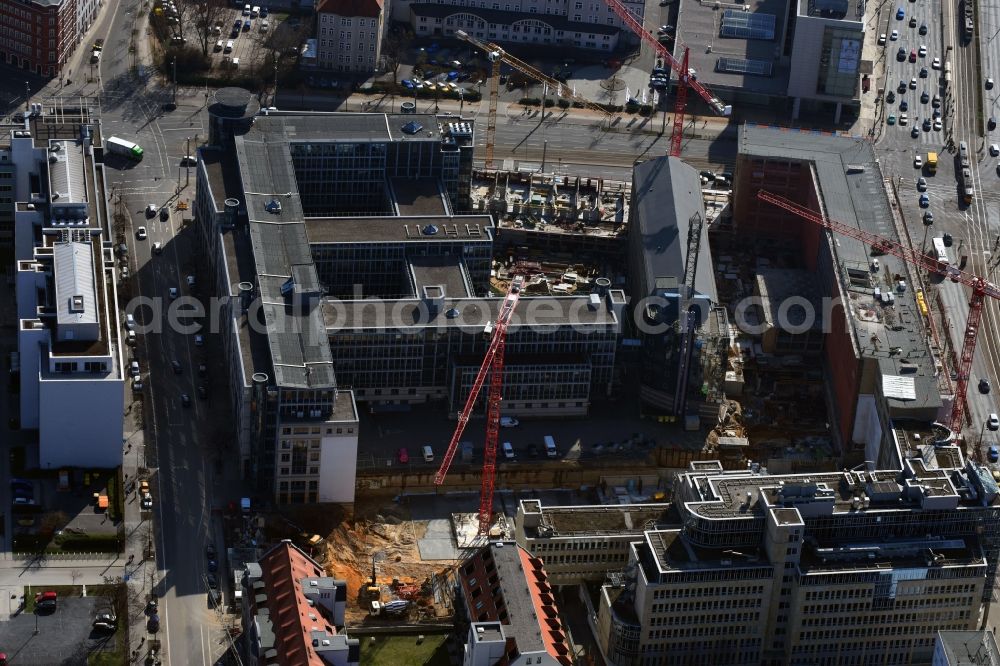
[0,595,110,665]
[355,375,703,472]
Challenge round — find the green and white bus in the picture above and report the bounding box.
[106,136,144,160]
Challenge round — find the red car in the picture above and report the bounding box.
[397,448,409,464]
[908,49,916,62]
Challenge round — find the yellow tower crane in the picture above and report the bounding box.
[454,30,613,169]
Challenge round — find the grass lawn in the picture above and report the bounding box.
[23,584,82,613]
[359,633,450,666]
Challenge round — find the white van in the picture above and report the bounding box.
[124,314,136,330]
[215,40,223,52]
[544,435,557,458]
[231,57,240,69]
[224,40,233,53]
[251,5,260,17]
[422,445,434,462]
[502,442,515,459]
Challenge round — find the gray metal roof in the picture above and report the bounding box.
[631,157,717,303]
[235,132,336,389]
[53,241,98,326]
[229,111,460,389]
[740,124,940,413]
[47,141,86,205]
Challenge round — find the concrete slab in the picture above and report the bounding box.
[416,518,462,560]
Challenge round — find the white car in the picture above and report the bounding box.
[499,417,519,428]
[933,119,942,131]
[169,287,178,299]
[878,33,886,45]
[990,413,1000,431]
[932,57,941,69]
[145,204,157,217]
[918,44,927,57]
[992,144,1000,156]
[195,334,204,346]
[988,78,995,90]
[890,29,899,40]
[152,242,162,255]
[909,78,917,89]
[914,155,923,168]
[899,113,909,126]
[136,226,147,240]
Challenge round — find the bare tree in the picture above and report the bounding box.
[382,28,413,84]
[192,0,229,57]
[171,0,193,41]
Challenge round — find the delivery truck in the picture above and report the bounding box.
[106,136,144,160]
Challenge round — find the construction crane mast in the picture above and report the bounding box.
[599,0,731,156]
[756,189,1000,437]
[434,276,525,534]
[455,30,612,169]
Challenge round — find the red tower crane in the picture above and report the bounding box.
[599,0,731,156]
[756,189,1000,436]
[434,276,525,535]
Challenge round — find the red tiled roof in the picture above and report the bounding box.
[316,0,382,18]
[518,548,572,665]
[255,542,329,666]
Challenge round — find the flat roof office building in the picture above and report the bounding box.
[195,96,623,503]
[597,457,997,665]
[12,112,125,468]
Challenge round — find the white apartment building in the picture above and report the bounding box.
[392,0,645,52]
[315,0,384,73]
[12,115,125,469]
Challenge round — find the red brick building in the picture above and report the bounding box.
[457,541,572,666]
[0,0,78,78]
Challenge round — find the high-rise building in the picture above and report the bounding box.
[596,458,998,665]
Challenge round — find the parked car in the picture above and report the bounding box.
[147,614,160,632]
[397,448,409,463]
[206,544,217,559]
[145,204,157,217]
[500,416,519,427]
[980,378,991,394]
[36,591,57,611]
[990,445,999,463]
[989,413,1000,431]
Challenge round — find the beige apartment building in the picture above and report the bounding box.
[315,0,384,74]
[596,458,996,665]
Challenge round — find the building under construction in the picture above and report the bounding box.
[730,124,942,467]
